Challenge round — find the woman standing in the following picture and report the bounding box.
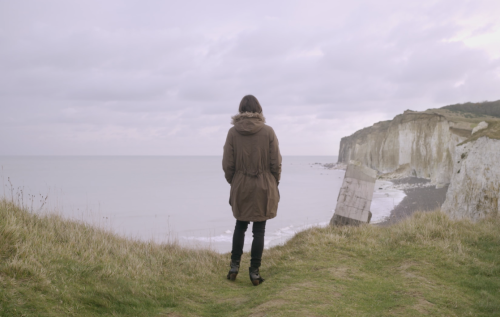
[222,95,282,286]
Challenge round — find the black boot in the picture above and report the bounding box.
[227,260,240,281]
[249,267,265,286]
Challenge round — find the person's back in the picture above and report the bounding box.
[222,95,281,286]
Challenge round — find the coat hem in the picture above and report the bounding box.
[233,215,276,222]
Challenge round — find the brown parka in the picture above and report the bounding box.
[222,112,282,222]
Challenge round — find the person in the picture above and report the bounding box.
[222,95,282,286]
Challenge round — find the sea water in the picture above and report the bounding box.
[0,156,405,253]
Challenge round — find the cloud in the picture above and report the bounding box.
[0,0,499,155]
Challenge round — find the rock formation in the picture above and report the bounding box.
[330,161,376,226]
[338,110,474,186]
[338,101,500,220]
[472,121,488,135]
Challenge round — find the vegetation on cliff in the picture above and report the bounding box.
[1,199,500,316]
[443,100,500,119]
[460,121,500,144]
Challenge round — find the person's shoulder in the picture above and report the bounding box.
[225,127,237,139]
[263,124,277,135]
[263,124,275,132]
[261,125,278,140]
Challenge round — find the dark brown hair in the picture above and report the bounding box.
[239,95,262,113]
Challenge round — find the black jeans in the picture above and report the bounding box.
[231,220,267,268]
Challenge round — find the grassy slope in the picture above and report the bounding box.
[459,121,500,145]
[1,200,500,317]
[425,104,500,143]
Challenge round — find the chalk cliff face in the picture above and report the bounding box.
[338,101,500,220]
[441,137,500,220]
[338,110,470,185]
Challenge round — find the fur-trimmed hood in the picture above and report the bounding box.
[231,112,266,135]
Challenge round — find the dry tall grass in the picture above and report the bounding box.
[1,198,499,316]
[0,198,224,282]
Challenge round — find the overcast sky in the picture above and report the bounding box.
[1,0,499,155]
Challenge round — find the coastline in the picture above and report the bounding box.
[379,177,449,226]
[370,180,406,223]
[184,175,409,251]
[320,163,449,226]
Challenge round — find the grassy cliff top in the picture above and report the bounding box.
[425,100,500,125]
[1,200,500,316]
[442,100,500,118]
[342,101,500,141]
[422,108,500,125]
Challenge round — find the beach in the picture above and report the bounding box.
[380,177,449,225]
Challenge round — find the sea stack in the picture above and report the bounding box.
[330,161,376,226]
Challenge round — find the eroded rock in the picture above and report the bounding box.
[330,161,376,226]
[472,121,488,135]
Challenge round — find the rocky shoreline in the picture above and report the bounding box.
[379,177,449,225]
[323,162,450,225]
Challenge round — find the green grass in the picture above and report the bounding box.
[424,107,500,125]
[442,100,500,118]
[1,199,500,316]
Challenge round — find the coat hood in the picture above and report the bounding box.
[231,112,266,135]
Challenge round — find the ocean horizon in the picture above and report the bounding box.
[0,156,405,253]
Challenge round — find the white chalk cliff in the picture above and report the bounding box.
[338,101,500,220]
[441,137,500,220]
[338,110,471,185]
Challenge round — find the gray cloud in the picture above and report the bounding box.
[1,0,499,155]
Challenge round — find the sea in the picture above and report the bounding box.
[0,156,405,253]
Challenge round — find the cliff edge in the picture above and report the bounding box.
[338,100,500,220]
